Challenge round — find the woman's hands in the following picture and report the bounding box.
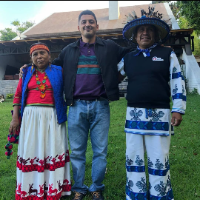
[9,105,20,135]
[9,117,20,135]
[19,64,28,78]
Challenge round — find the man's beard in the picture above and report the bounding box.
[83,26,95,39]
[85,33,94,39]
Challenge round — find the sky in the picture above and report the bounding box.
[0,1,152,30]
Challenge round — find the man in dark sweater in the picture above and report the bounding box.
[120,7,186,200]
[52,10,131,200]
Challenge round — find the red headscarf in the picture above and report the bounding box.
[30,44,50,56]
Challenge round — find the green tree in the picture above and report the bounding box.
[178,17,200,56]
[0,28,17,41]
[192,31,200,55]
[178,16,189,29]
[177,1,200,35]
[0,20,34,41]
[11,20,34,35]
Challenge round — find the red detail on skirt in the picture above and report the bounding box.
[15,190,62,200]
[15,180,71,200]
[17,152,70,172]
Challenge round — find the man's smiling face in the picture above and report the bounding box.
[78,14,99,40]
[135,25,156,49]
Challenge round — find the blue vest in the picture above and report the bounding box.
[21,65,67,124]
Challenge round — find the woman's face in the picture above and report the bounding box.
[31,49,50,69]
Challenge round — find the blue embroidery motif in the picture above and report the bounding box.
[145,109,164,122]
[127,178,134,191]
[126,186,148,200]
[154,181,167,196]
[148,157,153,168]
[172,67,177,73]
[148,158,171,176]
[172,93,186,101]
[126,155,133,166]
[155,159,164,170]
[172,84,178,94]
[130,108,143,121]
[125,120,169,131]
[136,177,147,193]
[135,155,144,166]
[172,72,181,79]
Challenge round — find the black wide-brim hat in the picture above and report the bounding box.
[123,16,170,44]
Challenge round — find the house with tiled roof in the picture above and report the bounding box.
[0,1,199,96]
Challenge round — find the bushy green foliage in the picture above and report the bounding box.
[177,1,200,35]
[0,20,34,41]
[6,94,14,99]
[0,28,17,41]
[191,31,200,56]
[178,15,200,56]
[189,88,199,95]
[11,20,34,36]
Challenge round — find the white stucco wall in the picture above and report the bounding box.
[0,80,19,96]
[164,3,180,30]
[182,49,200,94]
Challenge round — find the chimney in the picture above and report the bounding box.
[109,1,120,20]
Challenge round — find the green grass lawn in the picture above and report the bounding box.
[0,95,200,200]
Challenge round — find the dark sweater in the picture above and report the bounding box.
[52,37,131,105]
[124,45,173,109]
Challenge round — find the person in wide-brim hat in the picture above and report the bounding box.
[119,7,186,200]
[123,15,170,44]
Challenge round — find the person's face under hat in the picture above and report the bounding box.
[31,49,51,69]
[135,25,156,49]
[78,14,99,41]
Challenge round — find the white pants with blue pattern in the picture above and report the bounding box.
[126,133,174,200]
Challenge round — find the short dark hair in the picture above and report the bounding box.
[78,10,97,24]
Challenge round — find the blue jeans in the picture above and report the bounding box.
[68,99,110,194]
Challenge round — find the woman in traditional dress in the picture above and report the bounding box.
[9,43,71,200]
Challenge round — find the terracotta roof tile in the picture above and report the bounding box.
[24,3,171,38]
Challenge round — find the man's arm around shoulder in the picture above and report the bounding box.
[52,48,65,67]
[107,39,133,61]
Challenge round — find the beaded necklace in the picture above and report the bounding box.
[35,69,48,99]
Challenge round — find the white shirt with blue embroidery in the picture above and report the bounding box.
[117,50,186,136]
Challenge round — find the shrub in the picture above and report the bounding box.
[6,93,14,99]
[189,88,199,95]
